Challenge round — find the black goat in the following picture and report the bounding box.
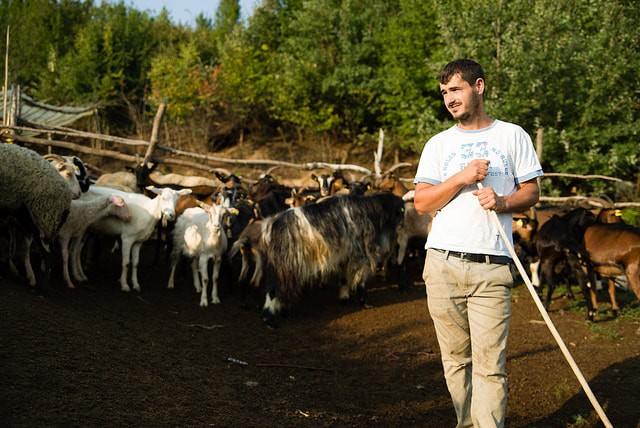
[535,208,598,320]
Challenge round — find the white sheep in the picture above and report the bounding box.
[95,170,138,193]
[149,171,218,188]
[167,200,232,307]
[0,144,76,293]
[88,185,191,292]
[9,152,84,287]
[57,190,132,288]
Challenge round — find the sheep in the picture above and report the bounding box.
[43,153,83,199]
[86,185,192,292]
[167,200,234,307]
[8,153,85,287]
[95,170,138,193]
[0,144,76,294]
[134,160,219,190]
[57,190,132,288]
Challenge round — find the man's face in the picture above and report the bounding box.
[439,73,482,122]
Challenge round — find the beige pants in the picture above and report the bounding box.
[423,249,513,428]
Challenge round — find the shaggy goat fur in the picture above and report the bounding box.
[261,193,405,305]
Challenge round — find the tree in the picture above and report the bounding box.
[433,0,639,196]
[0,0,94,94]
[35,2,160,133]
[375,0,442,151]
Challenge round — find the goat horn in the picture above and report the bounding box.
[385,162,413,173]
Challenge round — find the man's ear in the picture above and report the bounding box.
[476,78,485,96]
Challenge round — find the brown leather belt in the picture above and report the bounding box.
[432,248,512,265]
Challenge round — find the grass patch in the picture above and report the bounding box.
[554,377,574,400]
[587,322,620,339]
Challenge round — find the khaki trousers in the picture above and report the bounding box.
[423,249,513,428]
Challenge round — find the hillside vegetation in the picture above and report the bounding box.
[1,0,638,201]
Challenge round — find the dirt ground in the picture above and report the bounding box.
[1,238,639,428]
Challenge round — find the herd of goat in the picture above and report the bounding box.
[1,143,638,325]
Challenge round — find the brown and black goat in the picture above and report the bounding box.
[535,207,599,320]
[584,209,639,317]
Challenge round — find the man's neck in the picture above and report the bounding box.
[457,112,494,131]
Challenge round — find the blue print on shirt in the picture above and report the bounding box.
[460,141,489,160]
[443,141,508,181]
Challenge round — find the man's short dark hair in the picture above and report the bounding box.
[438,59,485,86]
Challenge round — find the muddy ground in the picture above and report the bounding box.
[1,240,639,427]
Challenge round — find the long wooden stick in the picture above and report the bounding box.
[478,182,613,427]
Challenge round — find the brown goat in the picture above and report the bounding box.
[584,215,639,317]
[374,172,409,198]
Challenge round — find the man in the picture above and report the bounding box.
[413,59,543,427]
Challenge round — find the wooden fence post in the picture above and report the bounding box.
[142,102,166,166]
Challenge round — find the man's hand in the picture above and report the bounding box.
[461,159,490,184]
[473,186,502,211]
[473,178,540,213]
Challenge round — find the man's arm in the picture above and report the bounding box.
[413,159,490,216]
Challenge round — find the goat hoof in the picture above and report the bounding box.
[361,301,374,309]
[612,309,619,318]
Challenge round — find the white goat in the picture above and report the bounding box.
[167,200,232,307]
[88,185,191,292]
[58,191,132,288]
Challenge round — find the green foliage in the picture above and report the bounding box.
[435,0,639,197]
[0,0,94,93]
[375,0,442,149]
[31,0,160,135]
[0,0,637,199]
[148,41,221,121]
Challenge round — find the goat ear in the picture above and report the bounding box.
[145,185,161,195]
[178,189,192,196]
[195,200,208,209]
[111,195,125,207]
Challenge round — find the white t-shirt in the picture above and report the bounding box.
[414,119,543,256]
